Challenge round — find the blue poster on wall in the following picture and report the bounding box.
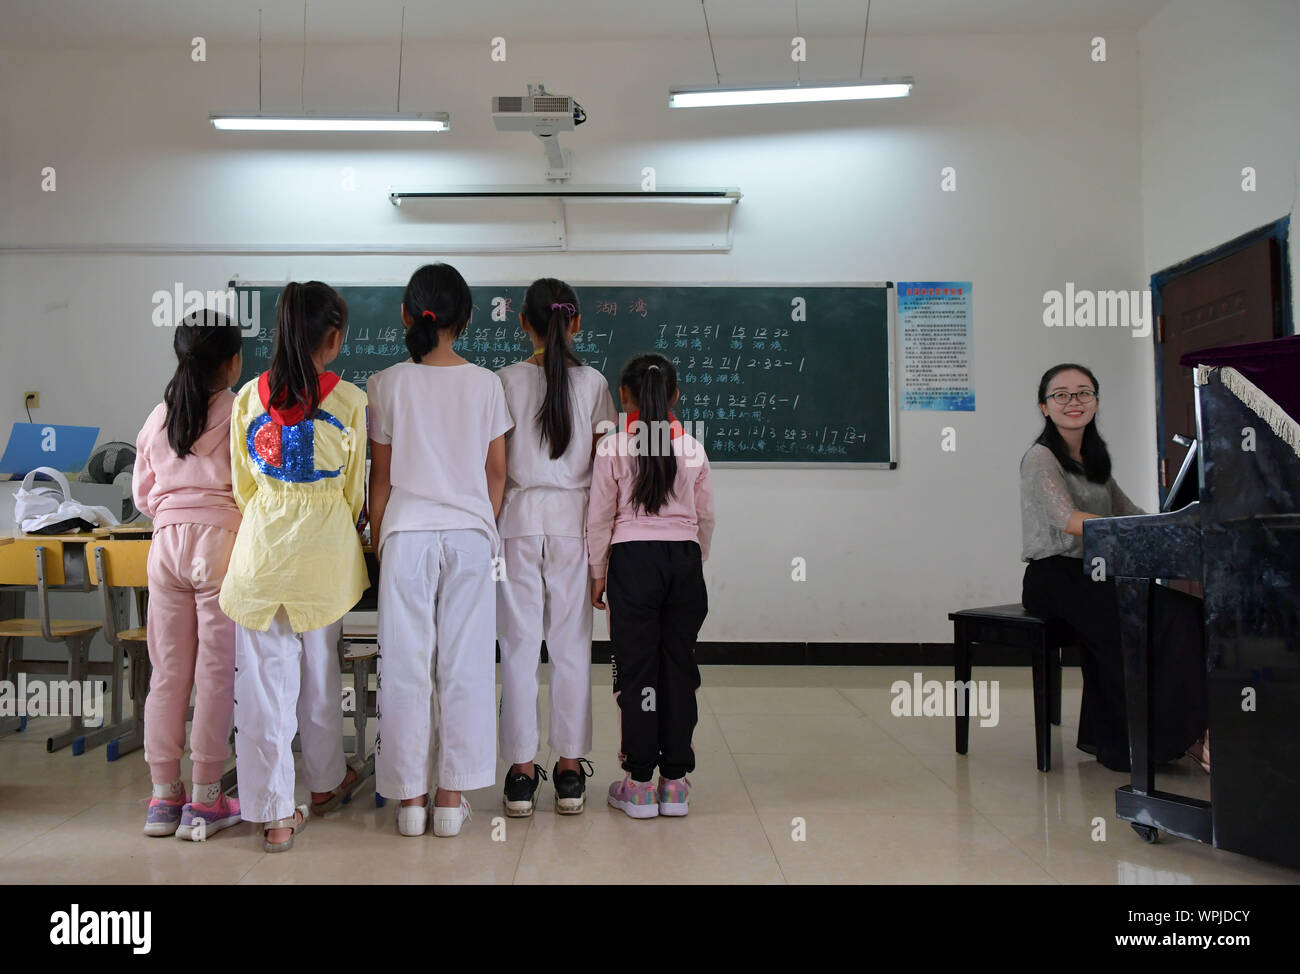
[898,282,974,411]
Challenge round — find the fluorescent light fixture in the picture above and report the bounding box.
[669,77,912,108]
[210,113,449,132]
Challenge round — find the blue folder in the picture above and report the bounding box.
[0,424,101,478]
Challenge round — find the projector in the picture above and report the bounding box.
[492,89,576,135]
[492,82,584,180]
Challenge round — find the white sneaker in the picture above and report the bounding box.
[432,796,472,837]
[397,801,428,837]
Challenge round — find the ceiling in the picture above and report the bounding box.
[1,0,1171,47]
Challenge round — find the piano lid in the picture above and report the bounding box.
[1179,334,1300,425]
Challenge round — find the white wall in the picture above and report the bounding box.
[1139,0,1300,331]
[0,30,1152,643]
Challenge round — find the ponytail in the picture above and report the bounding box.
[620,353,678,515]
[522,277,582,458]
[402,262,473,362]
[163,310,243,457]
[268,281,347,420]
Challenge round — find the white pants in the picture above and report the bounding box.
[497,534,593,763]
[234,608,345,823]
[375,529,497,799]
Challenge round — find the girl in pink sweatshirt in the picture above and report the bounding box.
[132,311,244,839]
[588,353,714,819]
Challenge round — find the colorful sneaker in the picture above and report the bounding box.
[658,776,691,817]
[553,758,594,815]
[503,764,547,818]
[177,793,242,841]
[143,786,188,837]
[432,796,473,837]
[607,775,658,819]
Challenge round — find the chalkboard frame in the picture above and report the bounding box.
[228,278,897,469]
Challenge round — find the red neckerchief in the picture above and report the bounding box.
[258,371,341,425]
[624,410,684,440]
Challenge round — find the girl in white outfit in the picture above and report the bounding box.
[367,262,513,837]
[496,278,616,815]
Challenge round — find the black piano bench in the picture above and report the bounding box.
[948,604,1070,772]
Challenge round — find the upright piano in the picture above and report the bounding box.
[1083,335,1300,869]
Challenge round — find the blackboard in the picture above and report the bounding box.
[234,282,895,466]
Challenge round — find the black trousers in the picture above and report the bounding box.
[608,541,708,781]
[1022,555,1208,772]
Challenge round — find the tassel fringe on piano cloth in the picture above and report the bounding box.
[1196,365,1300,461]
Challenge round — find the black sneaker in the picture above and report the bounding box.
[553,758,594,815]
[503,764,547,817]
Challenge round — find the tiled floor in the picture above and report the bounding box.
[1,665,1296,884]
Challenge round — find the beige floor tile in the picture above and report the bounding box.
[2,665,1291,884]
[983,813,1300,885]
[703,685,860,716]
[0,800,265,884]
[717,711,911,756]
[239,799,528,884]
[756,809,1057,884]
[734,751,965,816]
[515,759,782,884]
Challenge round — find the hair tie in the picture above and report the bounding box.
[647,364,661,372]
[422,310,437,322]
[551,302,576,315]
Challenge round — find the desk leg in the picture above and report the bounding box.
[954,625,971,755]
[47,634,89,753]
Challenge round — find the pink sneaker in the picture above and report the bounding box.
[658,776,691,817]
[144,786,189,837]
[607,775,658,819]
[177,793,242,841]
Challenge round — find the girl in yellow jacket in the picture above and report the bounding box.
[218,281,369,852]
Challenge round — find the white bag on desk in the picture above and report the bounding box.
[12,466,118,534]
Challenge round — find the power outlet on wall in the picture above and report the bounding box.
[24,391,39,409]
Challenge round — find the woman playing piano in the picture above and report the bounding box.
[1019,364,1209,773]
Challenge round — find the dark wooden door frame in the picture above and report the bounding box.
[1150,216,1293,505]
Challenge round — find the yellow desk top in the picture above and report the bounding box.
[93,524,154,536]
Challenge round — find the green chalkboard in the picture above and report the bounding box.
[234,282,895,465]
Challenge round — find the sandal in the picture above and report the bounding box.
[1186,737,1211,774]
[310,759,366,817]
[262,804,309,853]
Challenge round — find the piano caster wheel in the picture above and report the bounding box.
[1131,823,1160,844]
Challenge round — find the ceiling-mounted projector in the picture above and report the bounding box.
[492,82,585,181]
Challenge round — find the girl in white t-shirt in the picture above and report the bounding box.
[367,263,513,838]
[496,278,617,816]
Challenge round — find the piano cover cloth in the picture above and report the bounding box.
[1180,334,1300,428]
[1195,366,1300,462]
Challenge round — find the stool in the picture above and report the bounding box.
[949,604,1070,772]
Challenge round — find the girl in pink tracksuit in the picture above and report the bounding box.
[132,310,244,839]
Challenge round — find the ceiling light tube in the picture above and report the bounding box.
[668,77,912,108]
[210,113,449,132]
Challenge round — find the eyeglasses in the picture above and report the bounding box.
[1045,391,1096,405]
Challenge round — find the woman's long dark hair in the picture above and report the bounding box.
[402,262,473,362]
[268,281,348,419]
[164,310,243,457]
[621,354,678,514]
[522,277,583,458]
[1034,363,1111,484]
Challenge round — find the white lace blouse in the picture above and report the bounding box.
[1019,443,1145,561]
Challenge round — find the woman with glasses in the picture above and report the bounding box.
[1019,364,1209,773]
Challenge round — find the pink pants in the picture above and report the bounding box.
[144,523,237,785]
